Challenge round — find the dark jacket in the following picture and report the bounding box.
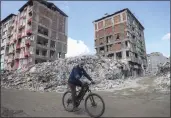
[68,65,92,83]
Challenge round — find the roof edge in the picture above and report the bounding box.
[93,8,144,30]
[1,14,16,24]
[93,8,127,23]
[18,0,68,17]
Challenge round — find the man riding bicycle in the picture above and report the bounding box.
[68,61,95,112]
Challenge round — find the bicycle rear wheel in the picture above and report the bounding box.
[62,91,74,112]
[62,91,80,112]
[85,93,105,118]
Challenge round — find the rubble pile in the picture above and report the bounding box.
[156,61,170,76]
[154,73,170,92]
[154,61,170,92]
[1,55,128,92]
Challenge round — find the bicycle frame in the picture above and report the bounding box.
[76,84,95,106]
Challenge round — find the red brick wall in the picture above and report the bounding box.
[122,12,126,21]
[98,21,103,29]
[105,26,113,35]
[113,42,121,51]
[114,24,119,33]
[114,15,121,24]
[105,18,112,27]
[98,29,104,38]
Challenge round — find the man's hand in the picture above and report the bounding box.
[91,80,95,85]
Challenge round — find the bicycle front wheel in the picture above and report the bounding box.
[85,93,105,118]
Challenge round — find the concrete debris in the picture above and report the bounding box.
[154,73,170,92]
[1,55,129,92]
[151,61,170,92]
[1,55,170,93]
[156,61,170,76]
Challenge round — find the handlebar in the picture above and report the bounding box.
[84,82,95,86]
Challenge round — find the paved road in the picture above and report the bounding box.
[1,88,170,117]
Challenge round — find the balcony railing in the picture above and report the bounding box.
[21,32,26,38]
[19,54,25,59]
[10,39,14,45]
[6,40,10,46]
[5,56,8,60]
[14,53,20,59]
[7,58,12,63]
[17,33,22,39]
[8,49,14,54]
[24,51,30,57]
[26,29,32,35]
[16,44,21,50]
[13,38,17,42]
[28,18,32,24]
[25,39,31,46]
[20,42,25,48]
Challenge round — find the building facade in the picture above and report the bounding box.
[0,0,68,71]
[93,8,147,76]
[146,52,170,74]
[1,14,16,70]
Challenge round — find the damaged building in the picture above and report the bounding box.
[0,0,68,71]
[146,52,170,75]
[93,8,147,76]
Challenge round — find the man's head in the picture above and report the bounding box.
[78,61,85,69]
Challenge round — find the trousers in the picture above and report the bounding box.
[68,80,86,107]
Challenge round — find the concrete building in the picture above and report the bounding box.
[1,14,16,70]
[146,52,170,74]
[93,8,147,76]
[0,0,68,71]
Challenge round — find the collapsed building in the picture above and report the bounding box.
[1,55,170,93]
[93,8,147,77]
[1,55,127,92]
[146,52,170,75]
[0,0,68,71]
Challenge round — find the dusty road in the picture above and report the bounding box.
[1,88,170,117]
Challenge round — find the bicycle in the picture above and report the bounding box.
[62,82,105,118]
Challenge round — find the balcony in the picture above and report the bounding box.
[7,31,12,37]
[28,18,32,24]
[16,44,21,50]
[15,53,20,60]
[10,39,14,45]
[7,58,12,63]
[5,56,8,61]
[9,24,14,29]
[18,23,25,30]
[13,38,17,42]
[17,33,22,39]
[20,42,25,48]
[6,41,10,46]
[21,32,26,38]
[18,25,23,30]
[25,40,31,46]
[24,51,30,57]
[26,29,32,35]
[8,50,14,54]
[20,15,26,19]
[19,53,25,59]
